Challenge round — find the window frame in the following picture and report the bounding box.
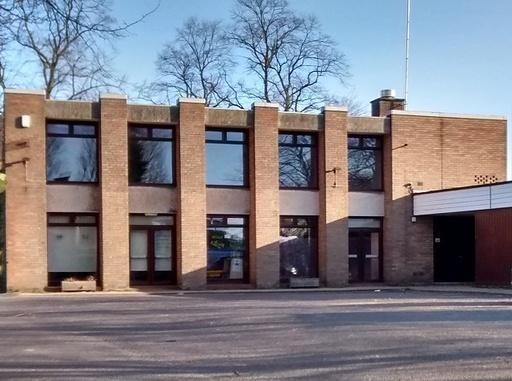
[205,128,249,188]
[206,214,249,283]
[348,134,384,192]
[46,120,99,185]
[279,215,319,281]
[129,213,177,286]
[128,123,176,187]
[47,212,100,287]
[278,132,318,190]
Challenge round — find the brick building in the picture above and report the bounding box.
[2,88,507,291]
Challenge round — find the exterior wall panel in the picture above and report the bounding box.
[475,209,512,285]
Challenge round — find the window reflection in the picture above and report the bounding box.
[348,136,382,191]
[207,216,248,282]
[279,217,318,283]
[205,129,247,186]
[279,133,317,188]
[129,125,174,185]
[46,123,97,182]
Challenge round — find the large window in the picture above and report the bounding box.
[348,136,383,191]
[206,130,247,186]
[207,216,248,282]
[129,125,174,185]
[279,133,317,188]
[47,214,98,286]
[46,122,97,182]
[280,216,318,283]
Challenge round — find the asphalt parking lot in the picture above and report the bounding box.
[1,289,512,380]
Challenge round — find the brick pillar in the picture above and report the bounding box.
[251,103,280,288]
[319,106,349,287]
[100,94,129,290]
[4,90,47,291]
[177,98,206,289]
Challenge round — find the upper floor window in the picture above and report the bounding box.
[279,133,317,188]
[348,136,382,191]
[206,129,247,187]
[129,125,174,185]
[46,122,97,183]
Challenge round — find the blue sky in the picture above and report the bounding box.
[111,0,512,177]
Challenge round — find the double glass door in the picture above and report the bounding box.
[130,227,175,285]
[349,228,381,282]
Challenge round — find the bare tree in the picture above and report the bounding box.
[4,0,156,99]
[150,17,241,107]
[231,0,349,111]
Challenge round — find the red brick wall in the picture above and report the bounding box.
[319,107,349,286]
[177,100,207,289]
[100,95,130,290]
[384,114,506,283]
[251,104,280,288]
[4,91,47,291]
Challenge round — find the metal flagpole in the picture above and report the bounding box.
[404,0,411,109]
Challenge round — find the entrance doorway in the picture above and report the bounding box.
[349,218,382,282]
[129,215,175,286]
[433,216,475,282]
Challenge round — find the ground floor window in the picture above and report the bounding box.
[207,215,248,282]
[280,216,318,283]
[349,218,382,282]
[47,214,98,286]
[130,215,175,286]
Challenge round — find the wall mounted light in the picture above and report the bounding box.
[20,115,31,128]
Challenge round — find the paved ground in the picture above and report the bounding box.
[2,289,512,380]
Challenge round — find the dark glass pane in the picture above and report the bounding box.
[206,143,245,186]
[47,137,97,182]
[348,232,360,282]
[73,125,96,136]
[280,217,294,228]
[74,216,96,224]
[279,146,314,187]
[152,128,173,139]
[206,131,223,141]
[208,217,225,226]
[207,226,247,281]
[47,123,69,135]
[279,226,317,282]
[129,140,173,184]
[297,135,312,145]
[227,217,245,225]
[130,215,174,226]
[48,215,71,224]
[129,127,149,138]
[348,137,360,148]
[278,134,294,144]
[226,132,244,142]
[362,137,379,148]
[348,148,382,191]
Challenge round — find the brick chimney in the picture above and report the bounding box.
[370,89,405,117]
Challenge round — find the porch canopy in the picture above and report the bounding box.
[413,181,512,216]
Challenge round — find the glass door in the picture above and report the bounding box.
[130,227,175,285]
[349,228,381,282]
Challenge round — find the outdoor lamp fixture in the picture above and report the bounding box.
[326,166,342,188]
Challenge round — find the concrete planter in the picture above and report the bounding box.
[289,277,320,288]
[61,280,97,292]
